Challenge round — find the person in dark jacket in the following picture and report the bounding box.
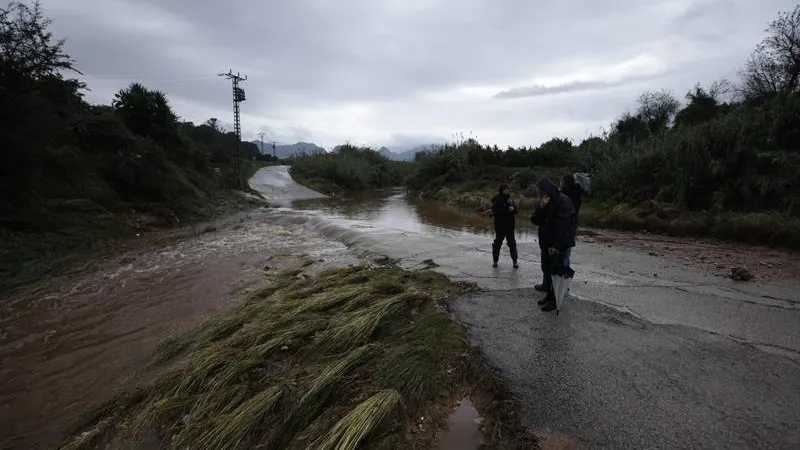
[491,184,519,268]
[533,177,576,311]
[530,192,552,292]
[560,173,584,268]
[561,174,583,218]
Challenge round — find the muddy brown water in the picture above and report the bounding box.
[0,213,358,450]
[0,191,504,450]
[436,398,484,450]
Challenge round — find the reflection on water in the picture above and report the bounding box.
[291,189,536,242]
[436,398,484,450]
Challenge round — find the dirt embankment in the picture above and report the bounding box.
[581,228,800,282]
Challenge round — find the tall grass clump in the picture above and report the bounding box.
[60,265,537,450]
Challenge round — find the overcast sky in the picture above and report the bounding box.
[45,0,797,150]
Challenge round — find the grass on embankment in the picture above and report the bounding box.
[0,159,268,296]
[424,186,800,249]
[60,265,538,450]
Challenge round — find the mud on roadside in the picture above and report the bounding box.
[580,228,800,283]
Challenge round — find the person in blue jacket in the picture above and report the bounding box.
[491,184,519,268]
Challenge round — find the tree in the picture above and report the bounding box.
[674,82,730,127]
[610,112,649,144]
[205,117,224,133]
[0,1,79,100]
[738,5,800,101]
[112,82,177,142]
[636,89,680,134]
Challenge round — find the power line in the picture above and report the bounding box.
[257,132,278,159]
[258,131,266,155]
[82,74,220,83]
[218,70,247,180]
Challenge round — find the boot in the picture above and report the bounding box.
[535,273,550,292]
[536,287,556,306]
[539,287,556,310]
[492,242,501,268]
[537,290,553,305]
[541,301,557,312]
[509,243,519,269]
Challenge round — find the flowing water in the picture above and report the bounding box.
[3,171,799,449]
[292,190,535,241]
[0,189,504,450]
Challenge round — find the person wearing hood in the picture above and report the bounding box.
[560,173,586,268]
[532,177,577,311]
[530,187,552,293]
[491,184,519,268]
[561,174,584,219]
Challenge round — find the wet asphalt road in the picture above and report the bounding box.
[252,168,800,450]
[451,290,800,450]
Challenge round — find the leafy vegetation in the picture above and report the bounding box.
[287,144,411,195]
[61,265,537,450]
[0,2,277,291]
[405,6,800,248]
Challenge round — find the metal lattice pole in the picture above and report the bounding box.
[258,131,266,155]
[219,70,247,180]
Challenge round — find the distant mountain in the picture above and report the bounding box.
[251,141,325,159]
[378,144,442,161]
[377,146,396,159]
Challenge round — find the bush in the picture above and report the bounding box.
[590,94,800,217]
[288,144,410,194]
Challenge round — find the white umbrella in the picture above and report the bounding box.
[573,172,591,195]
[551,266,575,315]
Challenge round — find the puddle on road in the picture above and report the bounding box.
[436,398,484,450]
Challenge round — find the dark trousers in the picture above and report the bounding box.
[543,249,570,300]
[540,247,551,286]
[492,225,518,262]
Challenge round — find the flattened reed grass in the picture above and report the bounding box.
[310,389,403,450]
[60,265,535,450]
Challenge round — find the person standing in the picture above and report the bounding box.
[534,178,576,311]
[530,190,552,292]
[560,173,585,269]
[561,174,584,219]
[491,184,519,268]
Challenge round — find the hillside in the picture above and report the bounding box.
[0,3,274,291]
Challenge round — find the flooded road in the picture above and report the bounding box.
[0,212,358,450]
[2,165,799,449]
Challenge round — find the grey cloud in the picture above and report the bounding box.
[495,79,635,99]
[43,0,800,148]
[381,133,447,149]
[51,0,665,107]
